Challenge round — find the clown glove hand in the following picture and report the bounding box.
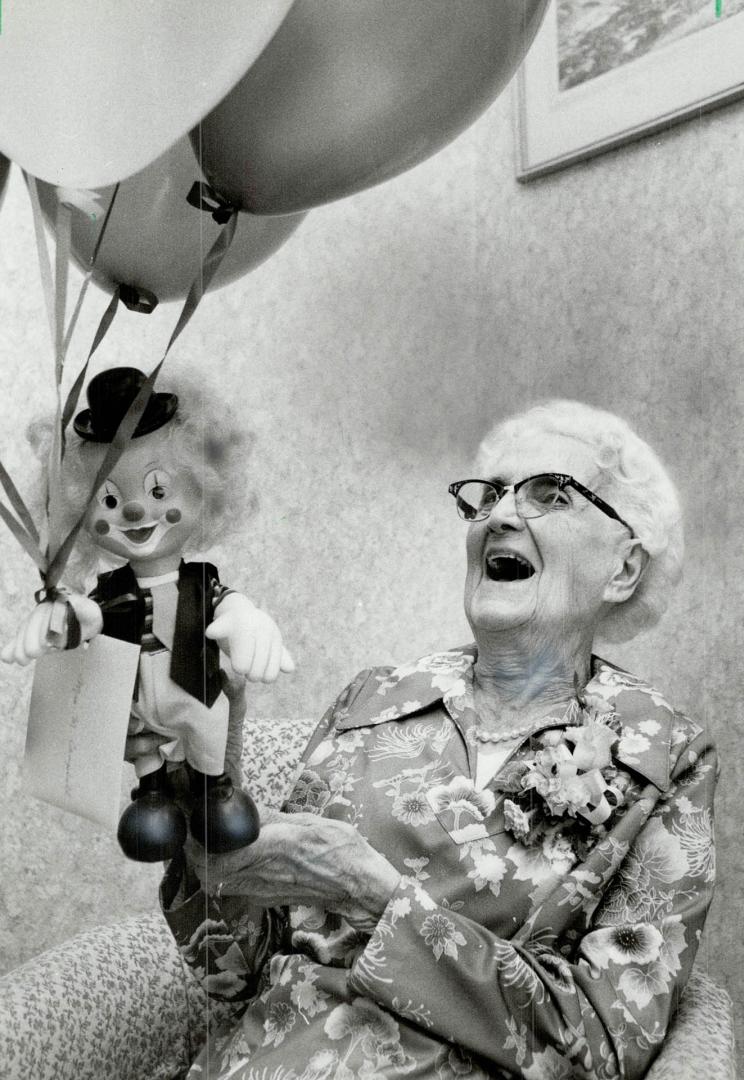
[206,593,294,683]
[0,592,102,666]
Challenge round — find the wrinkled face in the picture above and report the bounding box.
[464,431,632,647]
[83,429,203,570]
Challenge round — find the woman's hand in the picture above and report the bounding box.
[188,812,402,926]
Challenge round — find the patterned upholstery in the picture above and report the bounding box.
[0,718,736,1080]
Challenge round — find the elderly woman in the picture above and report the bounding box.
[160,400,715,1080]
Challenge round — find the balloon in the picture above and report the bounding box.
[0,154,10,213]
[36,138,305,303]
[192,0,549,215]
[0,0,295,188]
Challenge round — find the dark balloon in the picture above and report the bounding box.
[191,0,549,215]
[36,138,305,303]
[0,154,11,212]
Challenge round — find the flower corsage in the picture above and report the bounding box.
[494,700,630,851]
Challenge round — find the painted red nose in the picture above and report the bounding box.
[122,501,145,522]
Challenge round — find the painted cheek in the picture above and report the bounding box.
[94,519,110,535]
[165,508,182,524]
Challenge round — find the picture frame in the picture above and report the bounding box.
[515,0,744,180]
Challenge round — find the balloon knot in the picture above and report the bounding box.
[119,283,159,314]
[186,181,237,225]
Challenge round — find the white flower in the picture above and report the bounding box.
[420,914,467,960]
[324,997,400,1045]
[403,856,430,880]
[615,917,688,1008]
[582,923,664,970]
[541,832,577,876]
[506,843,558,889]
[262,1002,297,1047]
[390,895,412,921]
[617,732,651,757]
[503,799,534,840]
[565,721,616,771]
[467,852,507,896]
[391,790,436,826]
[300,1049,339,1080]
[290,968,329,1017]
[639,719,661,735]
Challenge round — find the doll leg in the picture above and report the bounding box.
[117,670,187,863]
[176,691,259,852]
[144,672,260,853]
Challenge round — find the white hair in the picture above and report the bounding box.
[475,399,684,643]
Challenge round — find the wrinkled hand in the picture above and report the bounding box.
[0,594,102,666]
[206,594,295,683]
[187,812,401,926]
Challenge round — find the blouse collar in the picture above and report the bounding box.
[334,644,674,791]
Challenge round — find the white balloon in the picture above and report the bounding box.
[0,0,295,187]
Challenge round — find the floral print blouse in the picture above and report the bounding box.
[161,646,717,1080]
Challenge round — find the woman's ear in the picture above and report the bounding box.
[604,539,649,605]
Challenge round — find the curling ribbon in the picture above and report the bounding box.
[0,177,240,600]
[45,191,240,590]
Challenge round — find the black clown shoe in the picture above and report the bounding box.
[117,765,187,863]
[189,773,261,853]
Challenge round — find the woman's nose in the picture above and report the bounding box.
[486,491,523,531]
[122,501,145,522]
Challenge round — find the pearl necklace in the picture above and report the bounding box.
[472,718,549,744]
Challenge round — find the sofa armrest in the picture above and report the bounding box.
[0,912,198,1080]
[645,969,736,1080]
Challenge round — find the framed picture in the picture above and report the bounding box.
[516,0,744,180]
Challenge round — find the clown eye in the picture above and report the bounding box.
[98,481,121,510]
[144,469,172,501]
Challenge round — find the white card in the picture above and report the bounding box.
[24,635,140,830]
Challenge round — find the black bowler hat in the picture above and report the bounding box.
[73,367,178,443]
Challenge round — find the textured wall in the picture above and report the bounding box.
[0,84,741,1059]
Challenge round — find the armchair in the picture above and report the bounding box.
[0,718,736,1080]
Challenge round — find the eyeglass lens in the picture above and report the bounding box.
[455,477,568,521]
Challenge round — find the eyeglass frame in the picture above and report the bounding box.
[448,473,636,538]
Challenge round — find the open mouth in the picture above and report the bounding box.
[485,553,536,582]
[122,525,157,545]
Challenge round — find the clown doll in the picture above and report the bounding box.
[2,366,293,862]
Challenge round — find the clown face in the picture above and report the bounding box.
[83,428,203,577]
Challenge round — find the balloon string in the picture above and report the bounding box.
[46,210,239,589]
[1,176,121,578]
[47,201,72,560]
[61,182,121,358]
[60,286,121,446]
[0,502,47,574]
[24,174,56,351]
[0,459,40,545]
